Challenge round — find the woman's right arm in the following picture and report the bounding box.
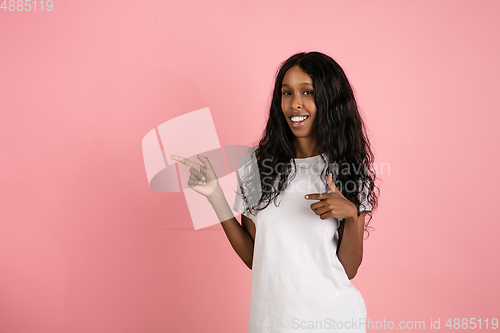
[208,187,256,269]
[170,153,256,269]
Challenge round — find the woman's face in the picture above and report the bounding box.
[281,65,317,138]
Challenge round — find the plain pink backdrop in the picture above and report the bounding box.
[1,1,499,332]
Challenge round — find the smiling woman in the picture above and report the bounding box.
[172,51,379,333]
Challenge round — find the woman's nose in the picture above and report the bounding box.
[291,94,303,109]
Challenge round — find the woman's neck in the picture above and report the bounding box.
[293,138,319,158]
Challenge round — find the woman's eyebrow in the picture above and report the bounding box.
[282,82,313,87]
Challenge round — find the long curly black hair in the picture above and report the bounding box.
[239,51,380,246]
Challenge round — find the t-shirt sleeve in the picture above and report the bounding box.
[232,146,260,220]
[232,187,257,220]
[358,179,373,212]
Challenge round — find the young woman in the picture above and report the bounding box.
[172,51,379,333]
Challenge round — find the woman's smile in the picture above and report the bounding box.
[289,115,309,128]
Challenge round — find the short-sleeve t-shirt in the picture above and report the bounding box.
[232,147,371,333]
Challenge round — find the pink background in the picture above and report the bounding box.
[1,1,499,332]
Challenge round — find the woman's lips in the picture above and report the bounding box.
[290,116,309,128]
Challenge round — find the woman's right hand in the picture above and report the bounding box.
[170,154,220,198]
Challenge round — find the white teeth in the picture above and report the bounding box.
[291,116,308,122]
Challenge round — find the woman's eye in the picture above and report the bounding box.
[282,91,313,96]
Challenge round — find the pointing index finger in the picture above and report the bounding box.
[171,155,201,171]
[304,193,325,200]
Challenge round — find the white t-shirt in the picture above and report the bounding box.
[232,147,371,333]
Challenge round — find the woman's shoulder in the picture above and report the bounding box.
[235,145,262,211]
[239,145,258,166]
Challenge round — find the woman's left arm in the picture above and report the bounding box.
[305,172,367,280]
[337,211,367,280]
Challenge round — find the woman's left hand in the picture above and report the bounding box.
[305,173,358,220]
